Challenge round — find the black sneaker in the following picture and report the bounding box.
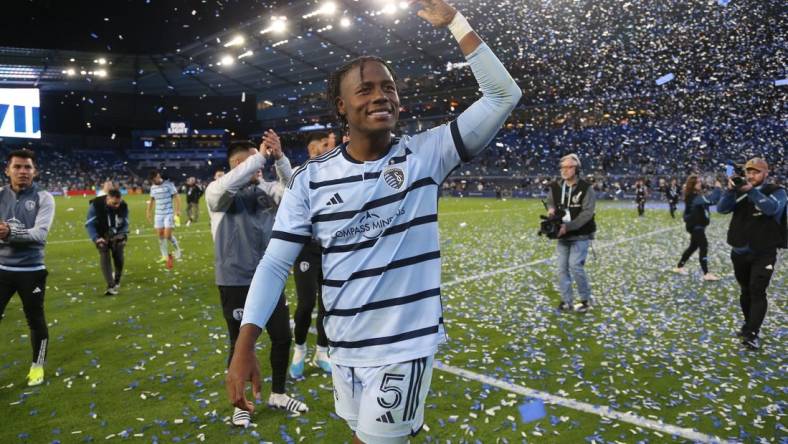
[576,300,591,313]
[557,302,573,312]
[104,286,118,296]
[742,334,760,350]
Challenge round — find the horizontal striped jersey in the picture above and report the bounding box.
[150,181,178,216]
[274,124,466,366]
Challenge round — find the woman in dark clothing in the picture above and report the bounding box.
[673,175,723,281]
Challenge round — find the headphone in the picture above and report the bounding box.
[561,153,582,171]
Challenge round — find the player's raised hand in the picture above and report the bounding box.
[410,0,457,27]
[261,129,283,160]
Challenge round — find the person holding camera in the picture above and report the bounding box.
[546,154,597,312]
[672,175,722,281]
[85,189,129,295]
[717,158,786,350]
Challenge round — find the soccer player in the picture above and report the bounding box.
[146,171,182,264]
[85,188,129,295]
[290,132,333,378]
[0,149,55,386]
[226,1,522,442]
[206,131,307,427]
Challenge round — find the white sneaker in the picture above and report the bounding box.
[173,249,182,260]
[702,273,720,281]
[672,267,688,275]
[268,393,308,414]
[231,407,251,427]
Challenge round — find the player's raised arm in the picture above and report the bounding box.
[412,0,522,159]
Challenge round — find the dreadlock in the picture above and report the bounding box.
[326,56,398,132]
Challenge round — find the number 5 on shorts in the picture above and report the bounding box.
[377,373,405,409]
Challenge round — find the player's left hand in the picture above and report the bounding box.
[261,129,283,160]
[410,0,457,27]
[558,224,568,238]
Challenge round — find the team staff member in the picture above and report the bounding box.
[206,132,307,427]
[290,132,333,378]
[85,188,129,295]
[663,178,681,219]
[0,149,55,386]
[718,158,786,350]
[546,154,597,313]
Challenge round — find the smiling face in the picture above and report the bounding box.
[336,60,400,136]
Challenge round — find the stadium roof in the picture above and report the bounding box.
[0,0,464,98]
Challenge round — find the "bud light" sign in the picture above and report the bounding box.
[167,121,190,135]
[0,88,41,139]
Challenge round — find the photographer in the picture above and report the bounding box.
[718,158,786,350]
[546,154,597,312]
[85,189,129,295]
[672,175,722,281]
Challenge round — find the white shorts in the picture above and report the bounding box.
[154,214,174,229]
[332,355,433,444]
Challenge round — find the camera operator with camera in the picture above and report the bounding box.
[545,154,597,313]
[717,158,787,350]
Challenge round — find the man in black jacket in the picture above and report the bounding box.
[718,158,787,350]
[546,154,597,313]
[183,177,203,226]
[85,189,129,295]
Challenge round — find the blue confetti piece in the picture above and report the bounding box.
[519,399,546,423]
[655,73,675,86]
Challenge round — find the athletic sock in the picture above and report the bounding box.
[159,238,168,257]
[315,346,329,361]
[169,235,180,252]
[292,343,307,363]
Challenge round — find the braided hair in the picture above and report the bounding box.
[326,56,398,132]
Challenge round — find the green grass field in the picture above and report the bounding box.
[0,196,785,443]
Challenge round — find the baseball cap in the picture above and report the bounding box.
[744,158,768,172]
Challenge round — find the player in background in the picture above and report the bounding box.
[146,171,182,265]
[634,179,648,217]
[226,1,522,442]
[207,131,308,427]
[290,132,333,378]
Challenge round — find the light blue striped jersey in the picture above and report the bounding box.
[150,181,178,216]
[273,124,466,367]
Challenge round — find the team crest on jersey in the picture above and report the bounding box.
[232,308,244,321]
[299,261,310,272]
[383,167,405,190]
[24,200,36,211]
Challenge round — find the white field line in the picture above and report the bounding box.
[443,226,680,287]
[433,361,736,444]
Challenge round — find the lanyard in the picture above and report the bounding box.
[561,181,573,207]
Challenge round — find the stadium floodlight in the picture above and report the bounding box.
[220,55,235,66]
[321,2,338,15]
[223,35,245,47]
[237,50,254,59]
[97,58,107,65]
[382,4,397,15]
[94,69,108,78]
[340,17,351,28]
[261,16,287,34]
[399,1,409,9]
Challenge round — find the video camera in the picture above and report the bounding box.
[726,161,747,188]
[538,202,564,239]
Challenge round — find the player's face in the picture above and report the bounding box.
[327,132,336,149]
[5,157,36,189]
[152,175,163,185]
[106,196,121,208]
[307,138,329,159]
[337,61,400,134]
[745,168,766,187]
